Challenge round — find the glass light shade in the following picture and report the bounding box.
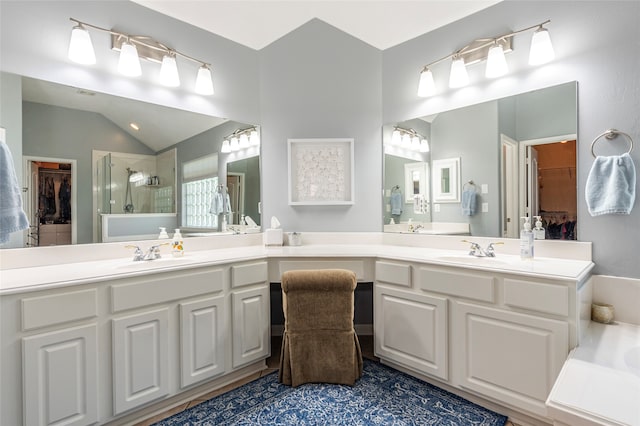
[401,134,411,147]
[221,140,231,153]
[195,65,214,95]
[159,55,180,87]
[230,136,239,151]
[118,41,141,77]
[485,44,508,78]
[420,139,430,153]
[417,68,436,97]
[411,136,420,149]
[249,130,259,145]
[391,129,401,145]
[529,27,555,65]
[449,57,469,88]
[239,133,249,147]
[68,25,96,65]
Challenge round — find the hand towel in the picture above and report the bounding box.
[209,192,232,215]
[390,191,403,215]
[585,153,636,216]
[0,141,30,244]
[461,188,477,216]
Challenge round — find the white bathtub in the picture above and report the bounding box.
[547,321,640,425]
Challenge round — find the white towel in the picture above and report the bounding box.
[0,141,29,243]
[585,153,636,216]
[461,188,477,216]
[209,191,231,215]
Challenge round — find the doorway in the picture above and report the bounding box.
[227,173,245,225]
[23,156,77,246]
[520,135,577,240]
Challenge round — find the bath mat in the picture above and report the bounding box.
[153,360,507,425]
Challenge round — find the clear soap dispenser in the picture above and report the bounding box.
[533,216,546,240]
[520,217,534,260]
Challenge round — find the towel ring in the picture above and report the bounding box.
[463,180,476,190]
[590,129,634,158]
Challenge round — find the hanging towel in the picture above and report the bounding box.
[209,191,232,215]
[390,191,403,215]
[0,141,29,244]
[585,153,636,216]
[461,188,477,216]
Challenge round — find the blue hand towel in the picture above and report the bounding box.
[0,141,30,244]
[390,192,403,215]
[461,188,477,216]
[585,153,636,216]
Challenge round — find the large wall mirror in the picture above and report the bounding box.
[383,81,577,239]
[5,74,261,248]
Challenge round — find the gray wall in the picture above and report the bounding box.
[431,101,500,237]
[259,19,383,232]
[22,101,153,244]
[383,1,640,278]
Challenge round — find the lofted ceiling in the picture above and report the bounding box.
[132,0,502,50]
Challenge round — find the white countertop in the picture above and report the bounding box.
[547,321,640,425]
[0,241,594,295]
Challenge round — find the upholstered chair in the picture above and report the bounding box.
[278,269,363,387]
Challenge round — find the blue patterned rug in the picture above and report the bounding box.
[154,360,507,425]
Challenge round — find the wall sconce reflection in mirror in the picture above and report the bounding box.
[221,127,260,153]
[417,20,554,97]
[390,127,430,153]
[67,18,214,95]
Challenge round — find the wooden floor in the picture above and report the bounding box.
[134,335,517,426]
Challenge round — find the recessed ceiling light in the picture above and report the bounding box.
[129,123,140,131]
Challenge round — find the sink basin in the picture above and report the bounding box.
[115,255,192,270]
[434,255,508,266]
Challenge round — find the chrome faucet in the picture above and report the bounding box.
[125,243,169,261]
[462,240,504,257]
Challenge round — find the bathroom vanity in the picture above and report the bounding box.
[0,233,593,426]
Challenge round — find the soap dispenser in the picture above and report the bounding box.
[158,227,169,239]
[533,216,546,240]
[520,217,534,260]
[172,229,184,257]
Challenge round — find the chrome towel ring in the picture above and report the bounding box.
[591,128,634,158]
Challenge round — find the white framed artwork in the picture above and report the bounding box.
[404,162,430,203]
[288,138,354,205]
[432,157,461,203]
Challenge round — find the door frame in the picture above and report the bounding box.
[500,134,519,238]
[22,156,78,245]
[519,133,577,221]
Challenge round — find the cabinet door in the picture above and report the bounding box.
[23,324,98,426]
[374,285,448,380]
[453,301,568,417]
[180,295,226,388]
[112,308,169,415]
[231,285,270,368]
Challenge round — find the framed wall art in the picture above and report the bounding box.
[432,157,460,203]
[288,138,354,205]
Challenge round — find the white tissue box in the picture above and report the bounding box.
[263,228,283,246]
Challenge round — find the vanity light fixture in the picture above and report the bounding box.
[221,126,260,154]
[67,18,214,95]
[390,127,429,153]
[417,20,554,97]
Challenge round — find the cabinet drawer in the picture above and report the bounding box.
[231,261,268,288]
[503,278,569,316]
[111,267,224,313]
[22,288,97,331]
[417,267,495,303]
[375,261,411,287]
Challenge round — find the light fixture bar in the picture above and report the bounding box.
[390,127,429,153]
[222,127,260,153]
[68,18,214,94]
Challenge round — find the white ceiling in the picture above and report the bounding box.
[132,0,502,50]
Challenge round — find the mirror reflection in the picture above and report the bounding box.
[12,75,261,247]
[383,81,577,239]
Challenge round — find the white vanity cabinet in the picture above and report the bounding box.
[230,261,270,368]
[110,266,226,415]
[19,288,99,426]
[376,260,579,422]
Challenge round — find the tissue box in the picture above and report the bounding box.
[263,228,283,246]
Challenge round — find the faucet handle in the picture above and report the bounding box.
[125,245,144,261]
[485,241,504,256]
